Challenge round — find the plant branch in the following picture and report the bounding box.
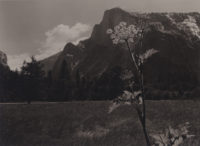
[125,38,150,146]
[125,40,140,74]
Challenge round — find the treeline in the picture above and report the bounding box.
[0,57,200,102]
[0,57,124,102]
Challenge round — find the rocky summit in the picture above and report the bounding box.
[41,7,200,85]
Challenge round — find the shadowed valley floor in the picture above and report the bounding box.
[0,100,199,146]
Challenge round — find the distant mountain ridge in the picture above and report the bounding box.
[41,8,200,85]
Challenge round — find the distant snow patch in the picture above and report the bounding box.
[166,14,176,25]
[166,14,200,39]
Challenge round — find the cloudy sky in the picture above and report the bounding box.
[1,0,200,70]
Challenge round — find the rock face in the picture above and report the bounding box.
[0,50,9,85]
[40,52,61,75]
[0,50,8,67]
[41,8,200,85]
[51,42,83,79]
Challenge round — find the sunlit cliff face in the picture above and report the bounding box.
[0,50,8,67]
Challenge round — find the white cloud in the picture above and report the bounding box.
[7,53,31,70]
[73,36,89,45]
[36,23,91,60]
[7,23,90,70]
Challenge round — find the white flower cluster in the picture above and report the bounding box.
[107,22,142,44]
[108,90,143,113]
[151,122,194,146]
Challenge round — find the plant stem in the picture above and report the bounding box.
[140,74,150,146]
[126,40,150,146]
[142,122,151,146]
[125,40,139,74]
[136,106,150,146]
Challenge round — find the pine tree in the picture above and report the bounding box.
[57,60,71,100]
[21,56,45,104]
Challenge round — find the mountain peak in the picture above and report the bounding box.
[101,7,131,24]
[63,43,76,52]
[90,7,133,44]
[64,42,76,48]
[104,7,126,15]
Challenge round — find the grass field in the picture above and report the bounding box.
[0,100,200,146]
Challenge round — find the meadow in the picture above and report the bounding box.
[0,100,199,146]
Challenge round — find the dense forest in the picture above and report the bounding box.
[0,56,199,103]
[0,57,125,102]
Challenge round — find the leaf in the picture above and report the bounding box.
[186,134,195,138]
[151,134,163,142]
[108,102,120,113]
[122,90,134,100]
[169,126,179,137]
[151,122,194,146]
[133,90,142,98]
[151,134,167,146]
[108,90,143,113]
[173,137,183,146]
[138,96,143,105]
[139,48,159,64]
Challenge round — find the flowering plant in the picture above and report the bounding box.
[107,21,159,146]
[151,122,194,146]
[107,22,158,72]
